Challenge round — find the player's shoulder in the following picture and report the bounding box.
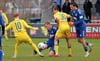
[70,10,73,13]
[2,13,5,15]
[77,8,82,14]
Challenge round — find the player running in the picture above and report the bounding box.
[69,2,93,57]
[0,13,5,61]
[5,13,44,58]
[0,9,8,40]
[34,22,59,57]
[52,7,73,57]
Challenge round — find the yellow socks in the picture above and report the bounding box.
[31,43,40,53]
[68,48,71,54]
[14,44,19,55]
[54,46,58,55]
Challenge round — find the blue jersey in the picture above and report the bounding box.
[0,14,5,47]
[44,26,58,52]
[48,26,57,41]
[70,8,86,30]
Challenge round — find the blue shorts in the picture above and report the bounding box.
[76,28,86,38]
[44,39,59,53]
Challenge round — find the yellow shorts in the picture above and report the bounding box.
[15,33,32,44]
[56,25,70,38]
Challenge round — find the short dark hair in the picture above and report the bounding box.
[44,22,50,26]
[52,6,59,11]
[70,2,78,7]
[54,1,57,3]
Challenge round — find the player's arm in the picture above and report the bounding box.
[5,23,12,31]
[3,13,8,25]
[54,16,59,27]
[73,11,84,25]
[65,13,73,22]
[23,20,38,30]
[50,26,57,38]
[0,14,5,36]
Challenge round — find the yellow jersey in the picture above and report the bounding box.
[5,19,36,37]
[54,11,70,28]
[1,13,8,25]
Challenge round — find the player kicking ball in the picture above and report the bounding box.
[69,2,93,57]
[5,13,44,58]
[34,22,59,57]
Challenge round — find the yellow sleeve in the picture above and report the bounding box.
[54,14,58,20]
[2,13,8,25]
[5,23,12,31]
[23,20,36,30]
[65,13,70,18]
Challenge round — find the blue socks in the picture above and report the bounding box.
[85,41,89,46]
[0,49,2,61]
[39,49,42,52]
[84,47,88,52]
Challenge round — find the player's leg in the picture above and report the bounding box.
[0,49,2,61]
[65,38,72,57]
[0,37,2,61]
[33,44,48,55]
[54,29,64,57]
[49,51,54,57]
[65,29,72,57]
[54,36,59,57]
[78,29,89,57]
[5,31,8,40]
[13,42,20,58]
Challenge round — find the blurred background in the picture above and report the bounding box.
[0,0,99,23]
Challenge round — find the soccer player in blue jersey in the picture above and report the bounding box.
[34,22,59,57]
[69,2,93,57]
[0,13,5,61]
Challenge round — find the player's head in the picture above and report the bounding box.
[44,22,52,30]
[65,0,69,3]
[0,9,3,13]
[70,2,78,11]
[52,7,59,14]
[53,1,57,6]
[13,13,19,19]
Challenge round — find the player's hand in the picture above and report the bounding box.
[2,34,4,38]
[50,35,54,38]
[68,22,73,25]
[35,27,39,30]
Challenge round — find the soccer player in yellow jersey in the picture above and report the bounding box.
[52,7,73,57]
[0,9,8,40]
[5,13,44,58]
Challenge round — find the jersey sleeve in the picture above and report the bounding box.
[5,22,12,31]
[0,14,5,35]
[73,9,84,25]
[23,20,36,30]
[65,13,70,18]
[54,14,58,20]
[3,13,8,25]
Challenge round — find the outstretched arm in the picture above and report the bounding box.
[23,20,39,30]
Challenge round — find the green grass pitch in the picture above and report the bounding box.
[2,38,100,61]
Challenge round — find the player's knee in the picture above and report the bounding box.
[49,54,53,57]
[55,36,59,41]
[49,53,54,57]
[49,51,54,57]
[78,39,82,43]
[54,42,58,46]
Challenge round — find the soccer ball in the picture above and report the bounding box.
[38,42,45,49]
